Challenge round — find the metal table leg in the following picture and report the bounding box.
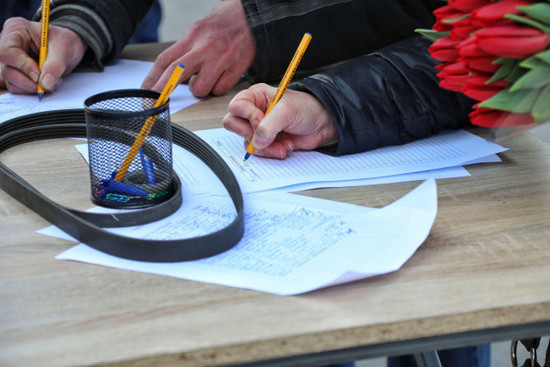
[414,351,443,367]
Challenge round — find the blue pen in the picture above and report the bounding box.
[140,149,156,184]
[99,174,148,197]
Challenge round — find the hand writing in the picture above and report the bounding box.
[223,83,338,159]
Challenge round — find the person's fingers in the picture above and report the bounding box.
[141,40,193,90]
[0,63,38,93]
[37,31,85,92]
[0,64,6,89]
[0,18,41,85]
[254,139,294,159]
[226,85,273,128]
[250,104,291,150]
[38,57,67,92]
[142,0,255,97]
[189,41,251,97]
[210,67,245,97]
[0,21,85,95]
[222,112,254,139]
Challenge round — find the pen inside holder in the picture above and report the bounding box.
[84,89,176,209]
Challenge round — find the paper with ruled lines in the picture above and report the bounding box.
[195,128,506,193]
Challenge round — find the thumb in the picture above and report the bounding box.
[251,105,287,150]
[38,53,68,92]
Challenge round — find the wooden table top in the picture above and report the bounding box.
[1,43,549,367]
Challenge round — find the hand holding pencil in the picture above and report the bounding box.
[243,33,312,161]
[0,7,87,95]
[223,33,339,160]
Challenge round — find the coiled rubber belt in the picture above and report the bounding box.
[0,109,245,262]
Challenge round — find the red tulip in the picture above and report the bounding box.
[450,18,481,41]
[429,36,461,62]
[456,35,489,57]
[463,55,501,73]
[449,0,492,13]
[471,0,535,27]
[433,5,467,31]
[469,104,535,127]
[437,61,470,91]
[474,25,549,59]
[457,36,500,72]
[462,73,510,101]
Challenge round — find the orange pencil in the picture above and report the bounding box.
[243,32,312,161]
[37,0,50,100]
[113,64,185,182]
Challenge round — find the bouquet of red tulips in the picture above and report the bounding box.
[419,0,550,129]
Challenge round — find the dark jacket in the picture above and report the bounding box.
[242,0,443,82]
[292,36,474,155]
[35,0,153,70]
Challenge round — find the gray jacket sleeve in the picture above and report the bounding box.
[291,36,475,155]
[241,0,442,83]
[34,0,153,70]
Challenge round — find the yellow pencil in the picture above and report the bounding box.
[243,32,312,161]
[37,0,50,100]
[113,63,185,182]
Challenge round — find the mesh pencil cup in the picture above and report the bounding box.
[84,89,177,209]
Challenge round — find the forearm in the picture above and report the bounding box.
[33,0,153,70]
[291,36,475,155]
[241,0,441,82]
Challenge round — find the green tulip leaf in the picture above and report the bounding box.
[521,53,550,70]
[510,66,550,91]
[505,63,528,83]
[443,14,469,23]
[479,87,541,113]
[415,29,449,41]
[534,49,550,65]
[518,4,550,25]
[532,84,550,123]
[487,59,519,84]
[505,14,550,33]
[493,57,511,65]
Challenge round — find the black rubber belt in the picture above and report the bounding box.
[0,109,245,262]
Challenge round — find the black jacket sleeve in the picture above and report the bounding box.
[34,0,153,70]
[291,36,475,155]
[241,0,442,83]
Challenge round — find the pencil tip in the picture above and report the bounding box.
[243,152,251,162]
[38,93,43,101]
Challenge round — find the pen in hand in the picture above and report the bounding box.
[37,0,50,101]
[243,32,312,162]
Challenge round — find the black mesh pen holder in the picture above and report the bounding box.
[84,89,176,209]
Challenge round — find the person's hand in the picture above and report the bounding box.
[0,17,87,94]
[223,83,339,159]
[141,0,256,98]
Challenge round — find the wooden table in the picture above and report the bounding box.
[1,44,549,367]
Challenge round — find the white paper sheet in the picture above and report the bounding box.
[74,142,501,195]
[0,59,199,123]
[51,179,438,295]
[195,128,506,193]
